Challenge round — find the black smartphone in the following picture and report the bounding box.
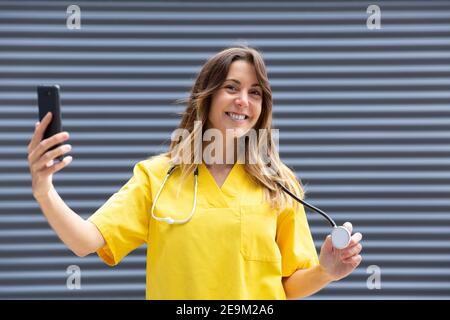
[37,85,65,162]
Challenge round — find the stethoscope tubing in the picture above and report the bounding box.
[151,165,351,249]
[153,165,337,227]
[275,182,337,227]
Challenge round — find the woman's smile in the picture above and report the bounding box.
[225,111,249,124]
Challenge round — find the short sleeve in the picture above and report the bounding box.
[88,161,151,266]
[276,204,320,277]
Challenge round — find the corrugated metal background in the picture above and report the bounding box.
[1,0,449,300]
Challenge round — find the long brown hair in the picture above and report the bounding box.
[157,45,305,213]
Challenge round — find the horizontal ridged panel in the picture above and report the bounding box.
[1,0,449,300]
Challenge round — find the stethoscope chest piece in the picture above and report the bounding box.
[331,226,351,249]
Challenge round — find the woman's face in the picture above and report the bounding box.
[207,60,263,138]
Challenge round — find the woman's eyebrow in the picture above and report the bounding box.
[225,79,261,87]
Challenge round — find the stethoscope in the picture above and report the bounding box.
[151,165,351,249]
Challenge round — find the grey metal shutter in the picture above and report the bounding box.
[1,0,449,299]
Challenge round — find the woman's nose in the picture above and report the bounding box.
[236,93,249,108]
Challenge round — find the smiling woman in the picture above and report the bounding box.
[209,62,263,136]
[30,45,362,301]
[167,46,304,211]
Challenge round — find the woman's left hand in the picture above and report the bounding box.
[318,222,363,282]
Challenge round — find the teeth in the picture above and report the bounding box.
[227,112,246,121]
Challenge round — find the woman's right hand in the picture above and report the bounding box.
[28,112,73,199]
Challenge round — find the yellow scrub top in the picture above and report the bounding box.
[88,154,319,300]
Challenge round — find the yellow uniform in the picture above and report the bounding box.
[88,154,319,299]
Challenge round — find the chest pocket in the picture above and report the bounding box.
[240,203,281,263]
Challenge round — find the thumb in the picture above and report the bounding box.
[321,234,334,253]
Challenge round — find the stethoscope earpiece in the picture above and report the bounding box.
[331,226,351,249]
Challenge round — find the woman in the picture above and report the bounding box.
[28,46,363,300]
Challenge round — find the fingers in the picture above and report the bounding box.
[340,222,362,248]
[342,254,362,268]
[42,154,73,175]
[343,221,353,235]
[35,144,72,171]
[333,222,363,267]
[340,242,363,260]
[347,232,363,248]
[339,230,363,260]
[28,131,70,165]
[28,112,52,151]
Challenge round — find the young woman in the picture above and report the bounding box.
[28,46,363,300]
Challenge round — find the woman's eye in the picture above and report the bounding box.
[225,86,261,96]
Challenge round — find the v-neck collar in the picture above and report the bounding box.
[198,162,243,208]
